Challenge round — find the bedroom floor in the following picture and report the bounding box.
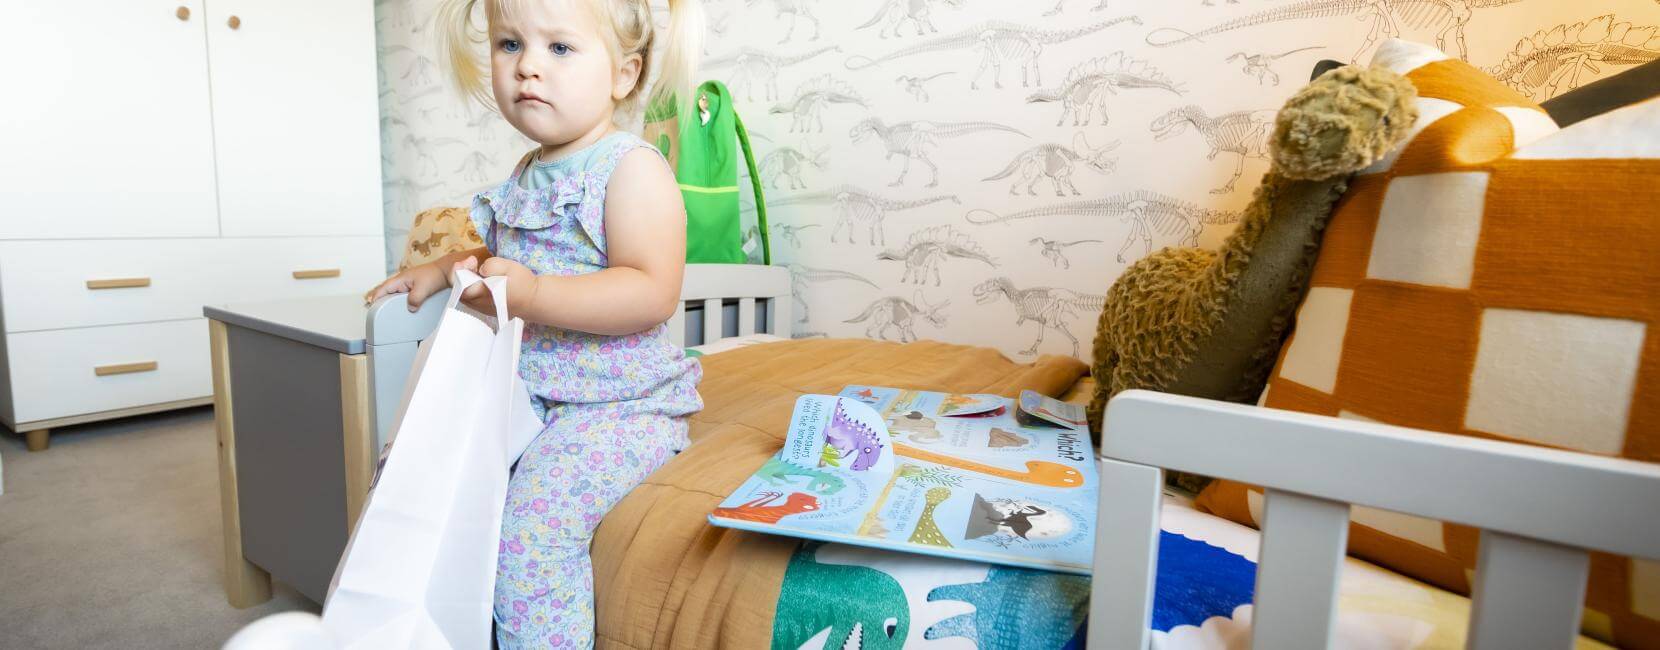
[0,408,315,649]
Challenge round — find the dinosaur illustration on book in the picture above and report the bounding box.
[757,458,847,494]
[770,185,961,246]
[987,428,1030,448]
[1150,105,1275,194]
[710,491,820,523]
[824,399,887,471]
[782,263,879,324]
[889,410,944,442]
[745,0,821,43]
[702,44,840,101]
[1028,237,1102,270]
[967,191,1241,262]
[877,226,998,286]
[775,222,821,248]
[843,17,1144,90]
[895,72,955,102]
[894,444,1084,487]
[909,487,955,547]
[972,277,1103,357]
[1487,14,1660,101]
[773,543,909,650]
[845,292,950,343]
[1026,52,1184,127]
[758,144,828,190]
[856,0,965,38]
[769,75,867,133]
[983,133,1118,196]
[1226,46,1324,85]
[851,118,1027,187]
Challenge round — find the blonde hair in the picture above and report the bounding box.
[437,0,702,122]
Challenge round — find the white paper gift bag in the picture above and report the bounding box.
[321,269,543,649]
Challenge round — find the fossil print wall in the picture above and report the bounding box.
[375,0,1660,362]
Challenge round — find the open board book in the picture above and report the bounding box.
[707,386,1098,574]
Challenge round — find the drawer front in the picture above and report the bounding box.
[1,237,384,332]
[8,319,211,424]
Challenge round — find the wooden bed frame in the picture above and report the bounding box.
[1088,390,1660,649]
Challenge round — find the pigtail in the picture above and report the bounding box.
[645,0,704,117]
[436,0,496,113]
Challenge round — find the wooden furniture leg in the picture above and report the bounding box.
[339,353,374,533]
[25,428,49,451]
[210,320,273,608]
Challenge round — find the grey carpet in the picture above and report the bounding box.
[0,407,317,649]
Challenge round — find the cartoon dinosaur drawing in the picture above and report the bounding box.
[893,444,1084,487]
[983,133,1118,196]
[775,222,822,248]
[1487,14,1660,101]
[877,226,998,286]
[758,144,828,190]
[1150,105,1275,194]
[702,44,841,101]
[972,277,1103,357]
[965,494,1051,540]
[966,191,1242,263]
[851,118,1027,187]
[1226,46,1324,85]
[895,72,956,102]
[909,487,955,547]
[1025,52,1184,126]
[925,565,1090,647]
[773,543,909,650]
[769,75,867,133]
[757,458,847,494]
[845,292,950,343]
[1028,237,1102,270]
[770,185,960,246]
[824,399,886,471]
[781,263,879,324]
[856,0,965,38]
[888,409,944,442]
[710,491,820,523]
[745,0,822,43]
[844,17,1144,90]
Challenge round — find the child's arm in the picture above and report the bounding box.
[364,246,491,311]
[457,148,686,336]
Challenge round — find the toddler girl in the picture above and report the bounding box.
[365,0,703,646]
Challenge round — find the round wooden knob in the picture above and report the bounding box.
[227,15,241,29]
[175,6,190,20]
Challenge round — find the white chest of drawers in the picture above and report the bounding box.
[0,1,386,450]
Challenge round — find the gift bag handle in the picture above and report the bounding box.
[446,269,512,328]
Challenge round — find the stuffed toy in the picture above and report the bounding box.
[1086,65,1419,465]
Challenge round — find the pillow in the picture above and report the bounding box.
[398,206,484,271]
[1195,40,1660,648]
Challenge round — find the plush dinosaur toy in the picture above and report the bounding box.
[1086,65,1419,455]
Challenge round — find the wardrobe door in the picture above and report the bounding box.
[0,1,220,239]
[204,0,383,238]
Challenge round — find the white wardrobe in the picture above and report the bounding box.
[0,1,387,449]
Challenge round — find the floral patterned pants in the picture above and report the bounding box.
[493,392,692,648]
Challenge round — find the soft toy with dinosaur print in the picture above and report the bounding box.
[1086,65,1419,463]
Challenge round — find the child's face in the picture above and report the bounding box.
[488,0,638,147]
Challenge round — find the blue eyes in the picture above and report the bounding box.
[497,39,572,56]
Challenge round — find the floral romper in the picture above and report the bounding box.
[469,132,703,649]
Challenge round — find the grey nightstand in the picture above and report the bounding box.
[204,291,445,607]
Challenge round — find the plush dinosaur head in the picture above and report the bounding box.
[1271,64,1419,180]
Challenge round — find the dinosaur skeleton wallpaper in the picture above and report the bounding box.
[375,0,1658,363]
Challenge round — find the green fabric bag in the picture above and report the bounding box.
[644,80,770,264]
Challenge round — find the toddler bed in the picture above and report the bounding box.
[362,264,1602,649]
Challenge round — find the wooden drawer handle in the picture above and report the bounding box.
[95,361,158,377]
[293,268,341,280]
[86,277,152,290]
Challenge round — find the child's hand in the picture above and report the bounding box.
[364,263,448,312]
[454,256,538,317]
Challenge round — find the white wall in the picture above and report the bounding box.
[375,0,1660,361]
